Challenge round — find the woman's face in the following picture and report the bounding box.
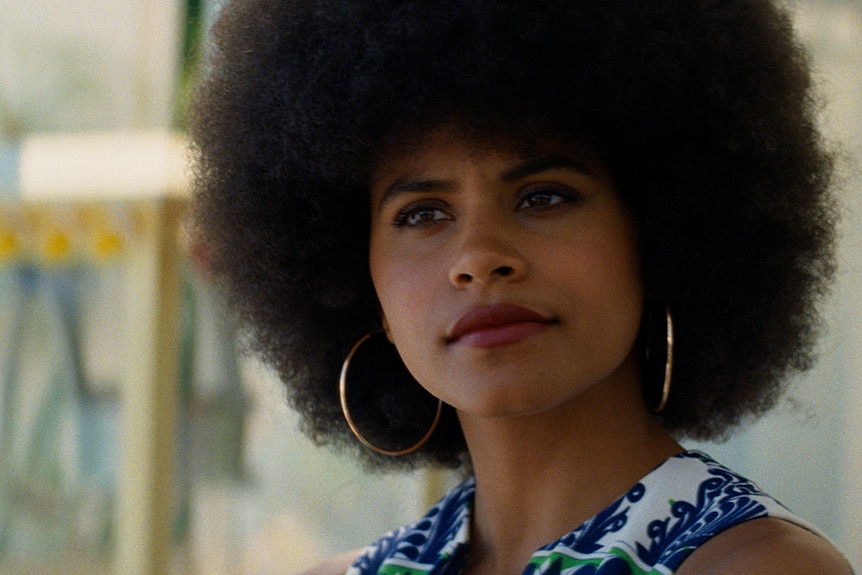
[368,129,644,419]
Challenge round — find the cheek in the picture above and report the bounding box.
[591,208,642,289]
[597,230,644,344]
[370,263,443,389]
[603,235,642,300]
[567,224,643,340]
[370,249,432,335]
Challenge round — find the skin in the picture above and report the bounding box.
[300,128,852,575]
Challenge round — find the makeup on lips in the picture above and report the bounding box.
[446,303,556,348]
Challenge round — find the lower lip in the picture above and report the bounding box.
[452,321,552,348]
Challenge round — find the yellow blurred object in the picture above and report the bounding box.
[0,230,19,260]
[93,231,124,261]
[0,203,145,265]
[42,229,72,263]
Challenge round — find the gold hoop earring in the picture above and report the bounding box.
[654,305,673,413]
[339,332,443,456]
[643,303,673,413]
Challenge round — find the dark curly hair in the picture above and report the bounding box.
[189,0,836,470]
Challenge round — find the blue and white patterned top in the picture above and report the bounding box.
[347,451,818,575]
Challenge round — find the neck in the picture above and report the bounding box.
[457,372,682,575]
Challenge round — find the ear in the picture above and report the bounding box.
[381,315,395,344]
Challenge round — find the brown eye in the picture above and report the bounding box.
[393,204,452,228]
[517,187,577,211]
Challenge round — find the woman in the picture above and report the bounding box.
[188,0,852,573]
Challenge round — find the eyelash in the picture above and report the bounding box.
[516,187,579,210]
[391,186,579,229]
[392,204,451,228]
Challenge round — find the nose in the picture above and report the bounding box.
[448,221,526,289]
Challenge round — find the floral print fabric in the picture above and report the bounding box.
[347,451,815,575]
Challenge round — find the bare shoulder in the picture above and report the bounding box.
[296,549,363,575]
[677,518,853,575]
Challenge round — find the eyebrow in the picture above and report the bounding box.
[376,178,453,212]
[375,153,594,213]
[501,153,593,182]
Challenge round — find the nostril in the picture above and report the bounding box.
[450,261,522,287]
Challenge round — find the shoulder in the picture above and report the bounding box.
[676,518,853,575]
[296,549,363,575]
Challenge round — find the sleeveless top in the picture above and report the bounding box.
[346,451,820,575]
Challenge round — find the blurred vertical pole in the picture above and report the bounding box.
[116,0,187,569]
[132,0,183,129]
[173,0,204,129]
[116,198,184,575]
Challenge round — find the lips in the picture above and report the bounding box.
[447,303,555,348]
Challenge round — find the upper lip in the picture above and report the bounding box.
[446,303,554,342]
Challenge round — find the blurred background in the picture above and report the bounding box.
[0,0,859,573]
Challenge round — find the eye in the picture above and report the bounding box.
[392,203,453,228]
[517,186,578,211]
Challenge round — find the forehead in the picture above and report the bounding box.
[370,124,603,180]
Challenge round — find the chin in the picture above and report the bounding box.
[452,384,589,421]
